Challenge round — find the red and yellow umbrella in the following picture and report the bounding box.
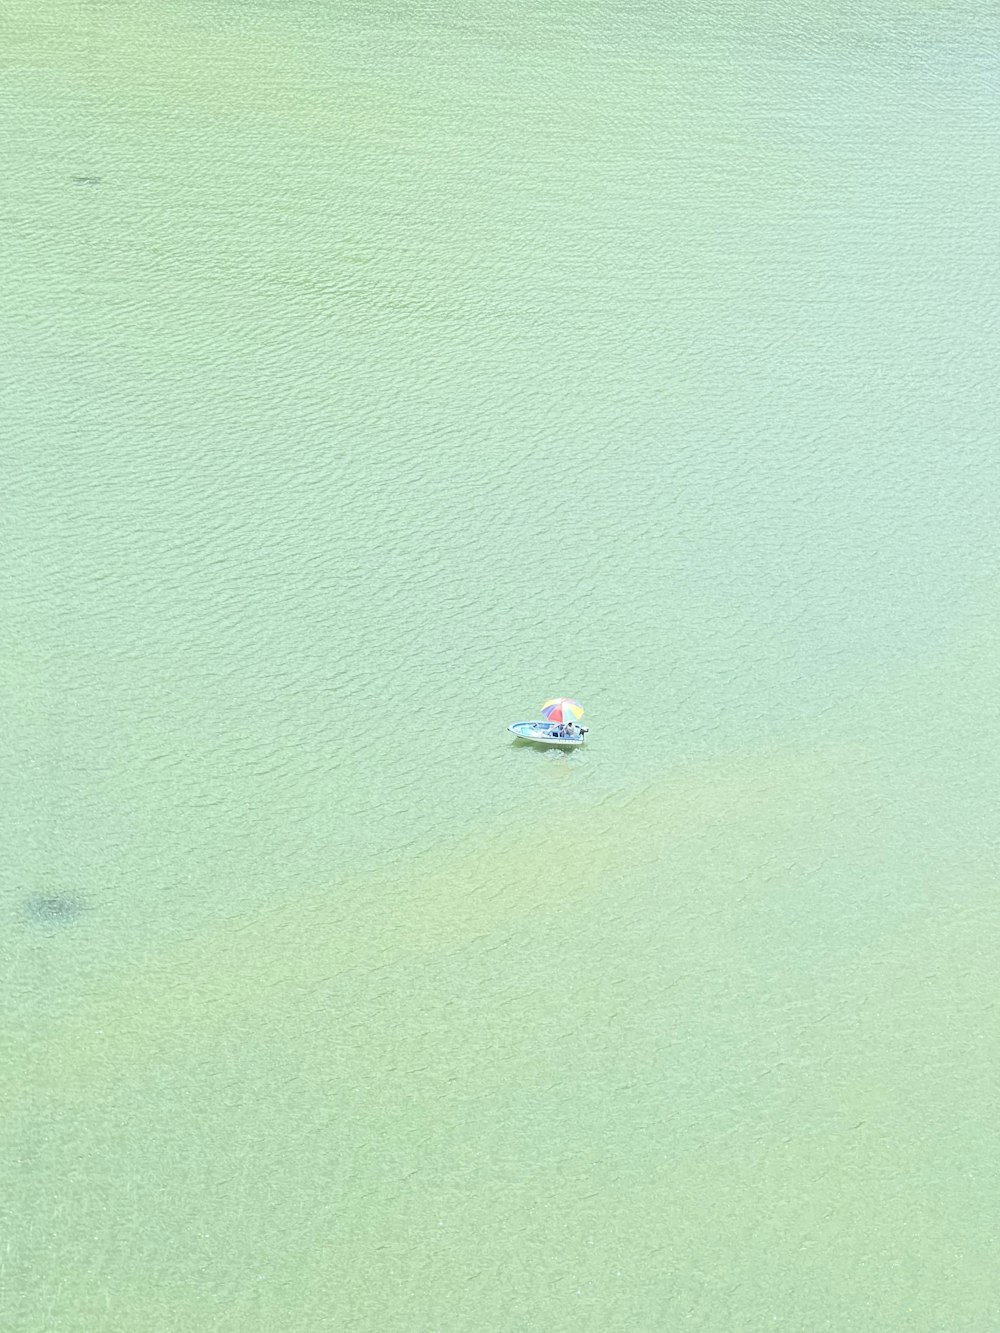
[541,697,584,724]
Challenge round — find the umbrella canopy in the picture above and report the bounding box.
[541,697,584,724]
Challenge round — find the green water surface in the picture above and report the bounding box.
[3,0,1000,1328]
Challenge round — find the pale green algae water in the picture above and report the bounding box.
[3,0,1000,1327]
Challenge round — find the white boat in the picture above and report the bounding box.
[507,720,588,747]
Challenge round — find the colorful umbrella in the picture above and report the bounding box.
[541,697,584,724]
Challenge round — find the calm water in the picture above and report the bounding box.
[4,1,1000,1328]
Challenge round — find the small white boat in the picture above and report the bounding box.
[507,720,588,747]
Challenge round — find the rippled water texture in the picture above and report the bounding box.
[4,1,1000,1328]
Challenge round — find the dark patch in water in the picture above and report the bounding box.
[71,175,102,186]
[25,895,86,925]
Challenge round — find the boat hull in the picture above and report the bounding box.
[507,721,586,747]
